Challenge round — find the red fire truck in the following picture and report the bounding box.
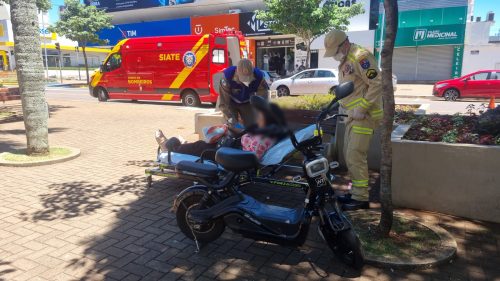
[89,31,247,106]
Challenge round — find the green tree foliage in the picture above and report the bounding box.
[50,0,113,84]
[257,0,363,67]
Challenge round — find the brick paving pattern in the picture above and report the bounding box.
[1,98,499,281]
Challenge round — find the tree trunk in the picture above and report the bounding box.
[305,39,311,69]
[10,0,49,155]
[377,0,398,237]
[82,45,90,85]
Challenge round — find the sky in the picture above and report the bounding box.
[48,0,65,24]
[473,0,500,35]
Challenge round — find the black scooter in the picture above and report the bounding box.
[173,82,364,270]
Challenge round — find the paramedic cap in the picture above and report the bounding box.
[324,29,348,58]
[236,59,254,83]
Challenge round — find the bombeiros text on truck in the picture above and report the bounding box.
[89,31,248,107]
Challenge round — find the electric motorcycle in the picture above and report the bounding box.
[172,82,364,270]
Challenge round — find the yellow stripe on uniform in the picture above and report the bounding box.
[352,179,369,187]
[352,126,373,135]
[343,97,371,110]
[170,35,209,89]
[370,109,383,118]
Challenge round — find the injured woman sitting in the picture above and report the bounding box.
[155,102,287,161]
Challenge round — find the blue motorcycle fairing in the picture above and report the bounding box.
[238,194,303,225]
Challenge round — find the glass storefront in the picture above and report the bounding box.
[255,38,295,76]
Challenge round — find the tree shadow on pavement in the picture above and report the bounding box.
[125,159,157,168]
[40,174,360,280]
[0,127,68,136]
[20,175,147,222]
[0,138,23,153]
[0,103,73,124]
[0,260,15,281]
[22,171,500,280]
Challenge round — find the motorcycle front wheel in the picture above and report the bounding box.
[334,229,365,270]
[176,194,225,243]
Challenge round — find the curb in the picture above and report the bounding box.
[395,95,437,100]
[349,210,457,270]
[0,146,81,167]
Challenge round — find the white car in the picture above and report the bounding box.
[270,68,339,96]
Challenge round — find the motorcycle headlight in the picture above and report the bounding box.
[435,83,448,89]
[305,158,329,178]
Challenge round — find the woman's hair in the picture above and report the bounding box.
[254,102,287,139]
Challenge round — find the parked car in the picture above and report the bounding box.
[433,70,500,101]
[270,68,339,96]
[262,71,281,87]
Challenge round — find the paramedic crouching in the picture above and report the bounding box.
[218,59,269,127]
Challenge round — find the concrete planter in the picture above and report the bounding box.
[392,125,500,223]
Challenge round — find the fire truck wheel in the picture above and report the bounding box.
[182,91,201,107]
[97,88,108,102]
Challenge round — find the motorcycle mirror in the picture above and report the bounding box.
[334,82,354,100]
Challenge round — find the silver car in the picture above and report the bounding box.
[270,68,339,96]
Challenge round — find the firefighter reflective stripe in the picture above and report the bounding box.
[343,97,371,110]
[347,53,356,62]
[370,108,383,118]
[170,34,209,89]
[352,179,369,187]
[352,126,373,135]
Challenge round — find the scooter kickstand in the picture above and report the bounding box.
[189,225,200,253]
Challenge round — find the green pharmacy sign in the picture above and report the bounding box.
[452,45,464,78]
[396,24,465,47]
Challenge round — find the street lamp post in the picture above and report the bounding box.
[55,42,62,84]
[75,46,81,81]
[41,10,49,79]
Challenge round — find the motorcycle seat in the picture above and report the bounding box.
[215,147,259,172]
[176,161,218,178]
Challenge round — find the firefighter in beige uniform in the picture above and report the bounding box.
[324,30,383,210]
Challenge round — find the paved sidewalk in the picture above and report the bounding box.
[1,99,499,281]
[394,84,434,99]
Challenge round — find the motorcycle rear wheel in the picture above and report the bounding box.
[176,194,225,243]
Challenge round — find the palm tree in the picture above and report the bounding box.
[378,0,398,236]
[10,0,49,155]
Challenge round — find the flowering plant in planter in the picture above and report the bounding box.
[396,105,500,145]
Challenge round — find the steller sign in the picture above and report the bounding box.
[191,14,239,35]
[239,12,279,37]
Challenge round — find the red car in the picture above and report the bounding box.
[433,70,500,101]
